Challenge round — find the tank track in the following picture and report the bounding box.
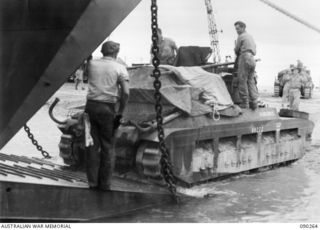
[136,141,163,181]
[303,87,312,99]
[274,85,280,97]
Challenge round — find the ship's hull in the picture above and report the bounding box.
[0,0,141,149]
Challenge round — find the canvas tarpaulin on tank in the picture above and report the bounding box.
[161,65,233,110]
[124,66,234,122]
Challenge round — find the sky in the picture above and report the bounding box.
[92,0,320,87]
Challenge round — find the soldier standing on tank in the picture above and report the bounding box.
[85,41,130,190]
[234,21,259,110]
[281,64,294,108]
[150,28,178,65]
[287,64,306,110]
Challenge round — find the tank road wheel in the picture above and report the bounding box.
[136,141,162,179]
[274,85,280,97]
[303,87,311,99]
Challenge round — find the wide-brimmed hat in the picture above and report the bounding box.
[101,41,120,55]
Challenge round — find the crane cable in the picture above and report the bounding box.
[259,0,320,34]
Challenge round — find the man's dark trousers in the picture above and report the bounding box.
[85,100,115,189]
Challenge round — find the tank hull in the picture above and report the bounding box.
[273,82,313,99]
[115,108,314,186]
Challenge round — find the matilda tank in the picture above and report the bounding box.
[274,69,314,99]
[301,70,314,99]
[56,64,314,187]
[274,69,286,97]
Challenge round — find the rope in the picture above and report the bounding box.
[259,0,320,34]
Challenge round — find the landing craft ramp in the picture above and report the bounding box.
[0,152,172,221]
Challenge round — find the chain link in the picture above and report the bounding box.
[23,124,51,159]
[150,0,178,200]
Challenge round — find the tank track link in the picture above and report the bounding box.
[303,87,312,99]
[136,141,164,183]
[274,85,280,97]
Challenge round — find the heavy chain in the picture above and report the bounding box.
[150,0,178,200]
[23,124,51,159]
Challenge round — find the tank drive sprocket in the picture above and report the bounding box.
[136,141,163,180]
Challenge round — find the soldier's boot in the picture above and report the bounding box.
[249,101,258,110]
[239,103,249,109]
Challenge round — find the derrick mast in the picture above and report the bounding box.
[204,0,221,63]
